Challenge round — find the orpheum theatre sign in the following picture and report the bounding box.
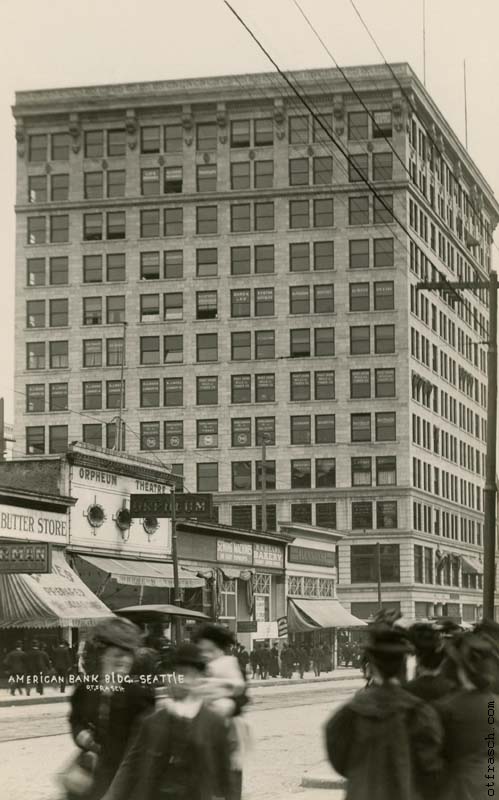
[0,504,68,544]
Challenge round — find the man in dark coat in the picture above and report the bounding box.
[312,644,322,677]
[102,643,231,800]
[280,644,294,678]
[26,639,51,695]
[52,641,73,693]
[249,648,259,679]
[4,641,28,695]
[269,645,279,677]
[297,645,308,678]
[257,645,270,680]
[325,626,443,800]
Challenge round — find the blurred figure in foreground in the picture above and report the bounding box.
[405,623,456,703]
[102,643,231,800]
[325,626,443,800]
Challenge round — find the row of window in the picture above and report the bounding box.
[26,111,392,165]
[25,238,395,286]
[26,195,394,244]
[413,501,482,546]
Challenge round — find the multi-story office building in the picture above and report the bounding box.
[13,63,499,620]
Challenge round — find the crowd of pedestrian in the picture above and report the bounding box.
[247,641,334,679]
[3,638,73,695]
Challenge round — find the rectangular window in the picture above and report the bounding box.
[197,420,218,449]
[254,118,274,146]
[28,175,47,203]
[83,381,102,410]
[29,134,47,163]
[26,384,45,413]
[140,422,160,451]
[291,416,311,445]
[289,158,309,186]
[290,243,310,272]
[107,130,126,157]
[197,123,218,151]
[164,250,183,279]
[232,462,252,491]
[140,336,160,365]
[49,425,67,454]
[27,217,46,245]
[106,211,125,240]
[290,286,310,315]
[291,503,312,524]
[316,502,336,529]
[83,340,103,369]
[290,372,310,401]
[231,246,250,275]
[255,330,275,359]
[196,291,217,320]
[141,209,160,238]
[230,162,250,191]
[164,166,183,194]
[164,377,183,407]
[373,111,392,139]
[256,416,275,445]
[83,255,102,283]
[351,504,373,531]
[83,213,102,241]
[314,327,334,356]
[289,115,309,144]
[291,459,311,489]
[377,501,398,529]
[141,126,160,154]
[106,380,123,409]
[231,120,250,148]
[27,258,45,286]
[314,241,334,271]
[375,324,395,353]
[51,174,69,201]
[196,376,218,405]
[351,413,371,442]
[348,111,369,140]
[196,333,218,362]
[290,328,311,358]
[51,133,70,161]
[106,296,125,324]
[196,248,217,277]
[196,206,217,235]
[350,325,370,354]
[349,239,369,269]
[49,256,68,286]
[106,253,126,282]
[374,281,394,310]
[107,170,126,198]
[231,375,251,404]
[414,545,424,583]
[197,164,217,192]
[106,338,123,366]
[352,457,372,487]
[373,195,393,224]
[254,202,274,231]
[374,238,394,267]
[49,341,68,369]
[164,292,183,321]
[27,299,45,328]
[349,154,369,182]
[313,113,333,143]
[106,421,125,450]
[373,152,393,181]
[50,215,69,243]
[254,288,274,316]
[315,370,335,400]
[231,332,251,361]
[255,374,275,402]
[83,297,102,325]
[49,383,68,412]
[376,456,397,486]
[375,411,396,441]
[164,334,183,363]
[289,200,309,229]
[316,458,335,488]
[164,208,183,237]
[49,298,68,327]
[349,196,369,225]
[315,414,335,444]
[314,284,334,313]
[313,199,334,228]
[27,342,45,370]
[231,289,250,318]
[254,161,273,189]
[84,130,104,158]
[351,369,371,399]
[141,168,160,196]
[232,418,251,447]
[83,424,102,448]
[350,282,370,311]
[254,244,274,274]
[26,426,45,455]
[164,421,183,451]
[255,461,276,491]
[351,544,400,580]
[165,124,183,153]
[313,156,333,185]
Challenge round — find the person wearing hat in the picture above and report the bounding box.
[66,618,155,800]
[405,623,456,703]
[325,625,444,800]
[432,632,499,800]
[101,642,231,800]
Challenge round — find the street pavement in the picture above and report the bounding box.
[0,677,362,799]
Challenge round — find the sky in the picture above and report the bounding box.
[0,0,498,424]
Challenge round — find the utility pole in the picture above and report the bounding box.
[170,485,182,644]
[376,541,383,610]
[115,321,127,451]
[417,273,498,620]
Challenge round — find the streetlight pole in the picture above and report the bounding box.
[417,273,498,620]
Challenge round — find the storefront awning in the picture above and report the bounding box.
[77,554,205,589]
[288,598,367,633]
[0,549,112,629]
[461,555,483,574]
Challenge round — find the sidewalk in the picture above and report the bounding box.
[0,668,362,708]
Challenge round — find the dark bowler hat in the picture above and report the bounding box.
[173,643,205,670]
[366,626,412,657]
[408,622,442,651]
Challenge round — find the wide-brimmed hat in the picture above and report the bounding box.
[444,632,499,690]
[92,618,141,653]
[408,622,442,651]
[365,626,412,657]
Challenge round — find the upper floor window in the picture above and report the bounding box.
[28,134,47,163]
[197,123,217,151]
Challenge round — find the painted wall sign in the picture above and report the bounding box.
[288,546,336,568]
[216,539,253,565]
[253,543,284,568]
[0,541,52,573]
[0,505,68,544]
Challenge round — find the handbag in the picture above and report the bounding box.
[59,750,98,797]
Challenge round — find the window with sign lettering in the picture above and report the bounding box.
[254,573,271,622]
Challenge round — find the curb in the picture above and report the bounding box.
[301,771,346,789]
[0,670,362,709]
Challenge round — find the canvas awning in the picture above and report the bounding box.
[288,598,367,633]
[0,548,112,629]
[461,555,482,574]
[77,554,205,589]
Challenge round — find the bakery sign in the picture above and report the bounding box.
[0,505,68,544]
[253,543,284,568]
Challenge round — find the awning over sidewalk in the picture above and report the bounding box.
[461,555,482,574]
[288,598,367,633]
[0,549,112,629]
[76,554,205,589]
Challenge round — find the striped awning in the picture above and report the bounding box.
[76,554,205,589]
[0,549,112,629]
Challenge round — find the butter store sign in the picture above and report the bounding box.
[0,505,68,544]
